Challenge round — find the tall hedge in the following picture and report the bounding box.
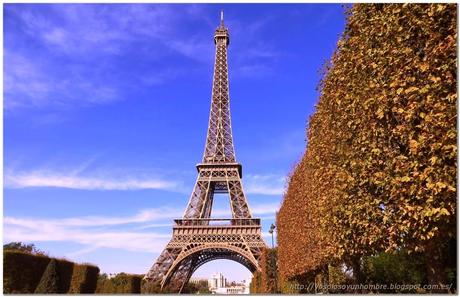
[249,270,262,294]
[68,264,100,293]
[277,157,333,282]
[277,3,456,290]
[96,273,142,294]
[3,251,74,293]
[35,259,60,293]
[259,248,279,293]
[249,248,280,293]
[3,251,51,293]
[3,250,99,294]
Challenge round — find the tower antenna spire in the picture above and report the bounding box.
[220,10,224,26]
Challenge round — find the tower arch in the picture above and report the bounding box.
[162,244,258,291]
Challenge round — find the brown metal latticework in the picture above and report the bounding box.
[144,12,267,293]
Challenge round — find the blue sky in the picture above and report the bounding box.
[4,4,346,281]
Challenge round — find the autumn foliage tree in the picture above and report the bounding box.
[277,3,456,291]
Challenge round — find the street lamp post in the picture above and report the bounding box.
[267,223,278,293]
[268,223,276,249]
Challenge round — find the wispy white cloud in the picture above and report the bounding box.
[244,174,286,196]
[134,223,176,230]
[4,207,180,254]
[5,4,281,110]
[5,162,286,196]
[4,202,278,256]
[5,173,176,190]
[228,15,280,79]
[5,224,171,254]
[4,5,202,110]
[250,202,280,215]
[5,170,181,192]
[4,160,189,192]
[4,208,183,228]
[9,5,174,56]
[4,51,120,109]
[66,246,100,258]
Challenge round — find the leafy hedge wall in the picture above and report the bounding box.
[35,259,60,293]
[4,251,73,293]
[68,264,100,293]
[250,248,279,293]
[249,271,262,294]
[260,248,279,293]
[3,251,99,294]
[4,251,51,293]
[96,273,142,294]
[277,3,456,290]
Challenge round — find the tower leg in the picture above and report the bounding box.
[227,170,252,218]
[183,179,212,219]
[166,256,197,293]
[143,247,180,292]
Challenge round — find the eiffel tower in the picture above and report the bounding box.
[143,12,267,293]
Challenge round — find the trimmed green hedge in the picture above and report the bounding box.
[96,273,142,294]
[35,259,60,293]
[4,251,51,293]
[3,251,99,294]
[56,258,75,293]
[68,264,100,293]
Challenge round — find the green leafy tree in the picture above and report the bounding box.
[362,250,426,292]
[4,242,46,256]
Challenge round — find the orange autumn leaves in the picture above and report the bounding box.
[277,3,456,282]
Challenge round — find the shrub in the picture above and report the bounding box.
[362,250,426,292]
[3,251,50,293]
[249,271,262,293]
[68,264,100,293]
[96,273,142,293]
[55,258,75,293]
[34,259,60,293]
[259,248,279,293]
[3,250,99,294]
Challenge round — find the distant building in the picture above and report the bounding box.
[214,285,246,294]
[208,272,227,291]
[207,273,251,294]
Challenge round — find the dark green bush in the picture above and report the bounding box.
[35,259,60,293]
[3,251,50,293]
[4,250,100,294]
[96,273,142,293]
[55,258,75,293]
[68,264,100,293]
[362,250,426,292]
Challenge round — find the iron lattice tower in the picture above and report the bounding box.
[144,12,266,293]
